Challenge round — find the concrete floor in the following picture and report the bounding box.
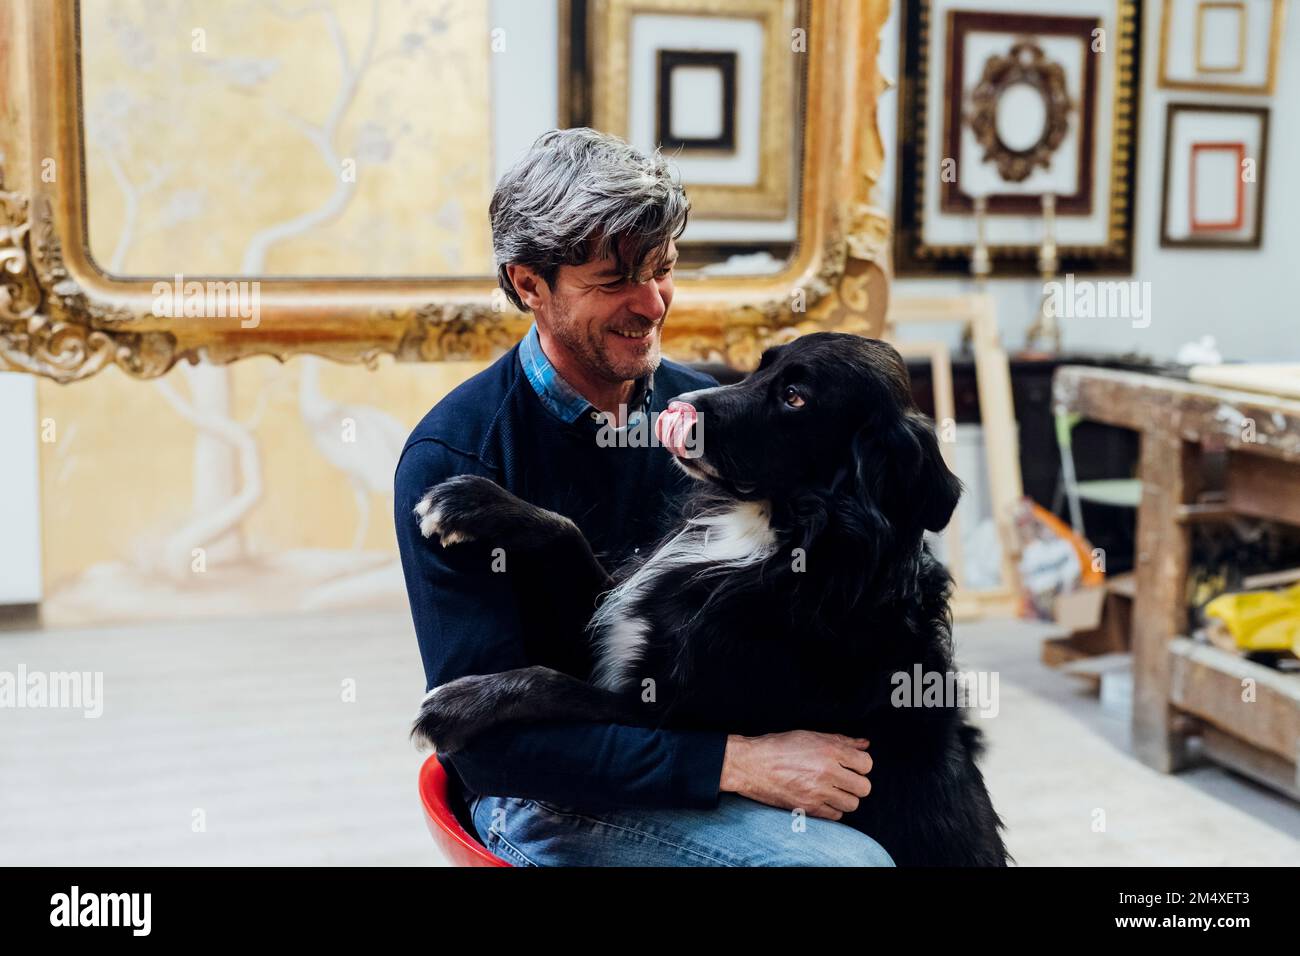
[1,610,1297,865]
[957,619,1300,865]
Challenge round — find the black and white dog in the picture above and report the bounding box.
[412,332,1009,866]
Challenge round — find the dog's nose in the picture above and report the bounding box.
[656,400,698,458]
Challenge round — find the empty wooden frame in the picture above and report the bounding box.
[885,294,1025,620]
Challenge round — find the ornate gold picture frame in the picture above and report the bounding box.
[0,0,889,384]
[967,40,1071,185]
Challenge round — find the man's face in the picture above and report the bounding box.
[539,239,678,384]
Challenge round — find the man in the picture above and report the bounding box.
[394,128,891,866]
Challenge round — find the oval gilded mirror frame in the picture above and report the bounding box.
[966,39,1071,184]
[0,0,891,384]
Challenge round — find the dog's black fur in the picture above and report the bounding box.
[412,332,1009,866]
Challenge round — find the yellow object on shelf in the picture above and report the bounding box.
[1204,583,1300,655]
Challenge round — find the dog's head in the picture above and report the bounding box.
[658,332,961,544]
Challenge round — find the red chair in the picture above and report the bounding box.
[418,753,512,867]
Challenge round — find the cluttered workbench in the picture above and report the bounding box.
[1054,366,1300,800]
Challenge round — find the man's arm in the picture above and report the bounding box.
[394,437,727,809]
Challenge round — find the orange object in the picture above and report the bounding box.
[1029,500,1105,586]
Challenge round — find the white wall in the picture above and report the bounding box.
[0,371,42,604]
[878,0,1299,361]
[490,0,560,183]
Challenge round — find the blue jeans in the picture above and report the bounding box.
[469,794,895,867]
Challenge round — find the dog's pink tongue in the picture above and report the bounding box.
[656,400,698,458]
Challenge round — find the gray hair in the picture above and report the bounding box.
[490,128,690,312]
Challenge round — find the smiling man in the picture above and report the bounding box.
[394,128,891,867]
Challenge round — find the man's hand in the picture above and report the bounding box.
[719,731,873,821]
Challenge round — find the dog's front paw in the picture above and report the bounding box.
[414,474,508,547]
[415,474,572,551]
[409,686,465,753]
[410,674,498,754]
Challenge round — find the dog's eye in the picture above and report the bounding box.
[782,385,806,409]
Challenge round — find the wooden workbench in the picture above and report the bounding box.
[1054,366,1300,799]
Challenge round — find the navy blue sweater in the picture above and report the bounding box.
[394,340,728,809]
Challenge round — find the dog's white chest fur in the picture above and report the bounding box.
[588,500,778,690]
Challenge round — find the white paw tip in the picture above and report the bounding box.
[418,507,443,539]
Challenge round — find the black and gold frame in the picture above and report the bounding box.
[656,50,738,152]
[895,0,1142,278]
[942,11,1100,216]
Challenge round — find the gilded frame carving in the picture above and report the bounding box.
[0,0,890,384]
[966,39,1072,185]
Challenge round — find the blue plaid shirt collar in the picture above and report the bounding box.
[518,322,654,428]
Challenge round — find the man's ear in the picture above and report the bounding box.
[506,263,548,312]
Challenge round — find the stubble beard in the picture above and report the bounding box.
[548,292,662,385]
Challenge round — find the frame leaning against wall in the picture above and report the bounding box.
[0,0,893,384]
[884,294,1024,620]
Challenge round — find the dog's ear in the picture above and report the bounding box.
[851,412,962,535]
[904,413,963,532]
